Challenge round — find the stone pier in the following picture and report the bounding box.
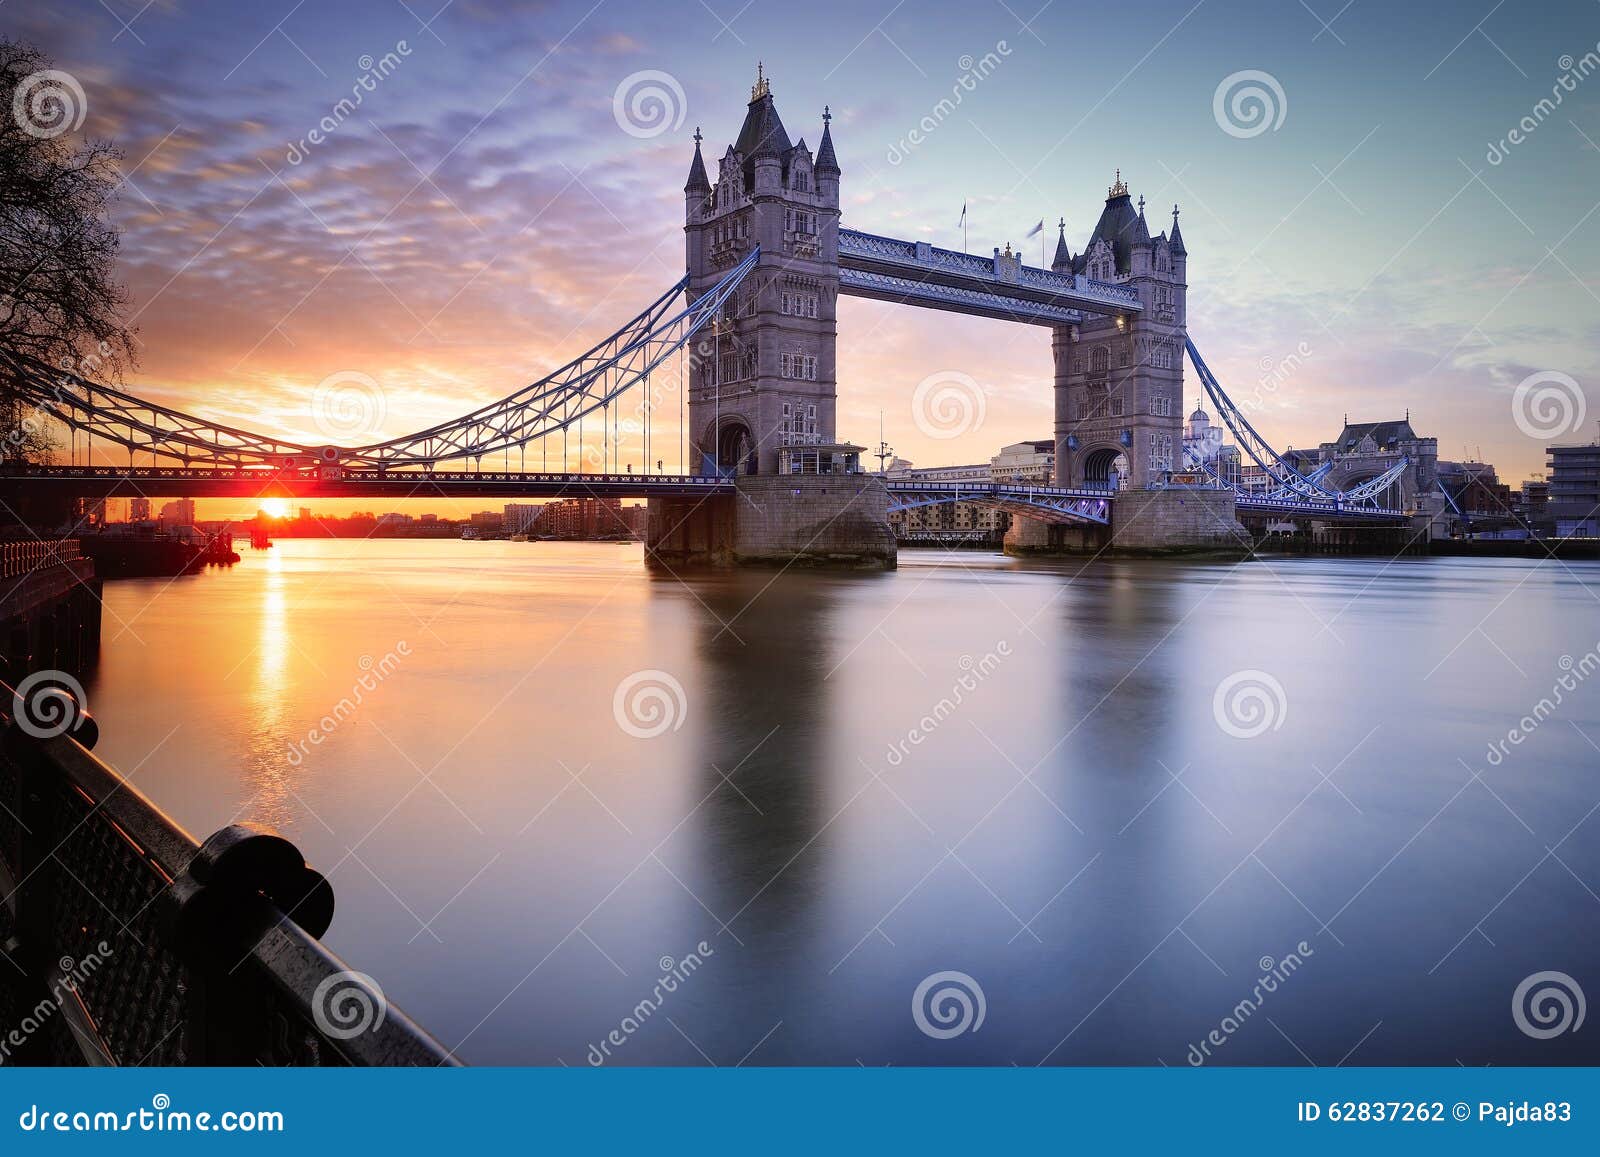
[646,474,896,570]
[1002,515,1103,556]
[1106,488,1248,554]
[1003,488,1249,558]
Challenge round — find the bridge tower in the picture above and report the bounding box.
[1053,176,1188,490]
[684,66,840,476]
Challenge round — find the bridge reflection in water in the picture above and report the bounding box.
[74,541,1600,1066]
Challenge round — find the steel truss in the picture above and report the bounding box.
[0,249,761,471]
[1184,339,1410,513]
[885,482,1110,525]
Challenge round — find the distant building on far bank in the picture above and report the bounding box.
[159,498,196,528]
[885,440,1064,545]
[1182,408,1241,487]
[534,497,625,539]
[989,440,1054,484]
[504,503,542,535]
[1548,441,1600,536]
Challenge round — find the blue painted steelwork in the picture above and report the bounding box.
[1185,339,1412,517]
[1185,339,1341,502]
[837,267,1085,325]
[885,480,1110,525]
[1263,458,1334,500]
[837,228,1142,325]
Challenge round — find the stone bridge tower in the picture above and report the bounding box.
[1052,175,1188,490]
[683,66,840,475]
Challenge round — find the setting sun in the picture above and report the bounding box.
[258,498,291,519]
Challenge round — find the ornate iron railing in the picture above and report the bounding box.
[1,540,81,581]
[0,677,456,1066]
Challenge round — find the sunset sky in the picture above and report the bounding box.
[17,0,1600,517]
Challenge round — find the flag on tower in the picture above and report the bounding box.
[958,201,967,227]
[1024,219,1044,238]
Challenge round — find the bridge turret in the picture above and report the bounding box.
[815,106,840,207]
[685,128,710,197]
[1053,175,1188,490]
[685,67,841,476]
[1168,203,1187,283]
[1129,196,1153,276]
[1051,218,1071,272]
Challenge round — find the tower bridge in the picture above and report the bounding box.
[0,67,1426,568]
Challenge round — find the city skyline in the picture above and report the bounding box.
[14,0,1599,517]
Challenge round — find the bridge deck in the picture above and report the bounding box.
[0,467,1411,521]
[0,466,733,501]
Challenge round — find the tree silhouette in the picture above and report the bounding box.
[1,37,136,462]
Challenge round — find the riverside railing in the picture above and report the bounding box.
[1,539,81,581]
[0,675,456,1066]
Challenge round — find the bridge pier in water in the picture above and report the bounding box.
[1005,487,1249,557]
[646,474,896,571]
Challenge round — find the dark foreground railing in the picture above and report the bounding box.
[0,676,457,1066]
[1,538,81,580]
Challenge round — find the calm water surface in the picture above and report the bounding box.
[86,541,1600,1065]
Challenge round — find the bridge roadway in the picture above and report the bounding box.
[0,465,734,501]
[0,466,1409,521]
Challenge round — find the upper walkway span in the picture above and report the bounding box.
[837,229,1142,326]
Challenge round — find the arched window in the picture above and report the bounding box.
[1090,346,1109,374]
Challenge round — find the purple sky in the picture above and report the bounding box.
[15,0,1600,512]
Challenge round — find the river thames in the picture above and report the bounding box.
[84,541,1600,1065]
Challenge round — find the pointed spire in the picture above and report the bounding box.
[751,61,770,102]
[1107,168,1128,198]
[685,126,709,193]
[815,104,840,174]
[1052,216,1071,271]
[1169,202,1187,255]
[1133,195,1152,245]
